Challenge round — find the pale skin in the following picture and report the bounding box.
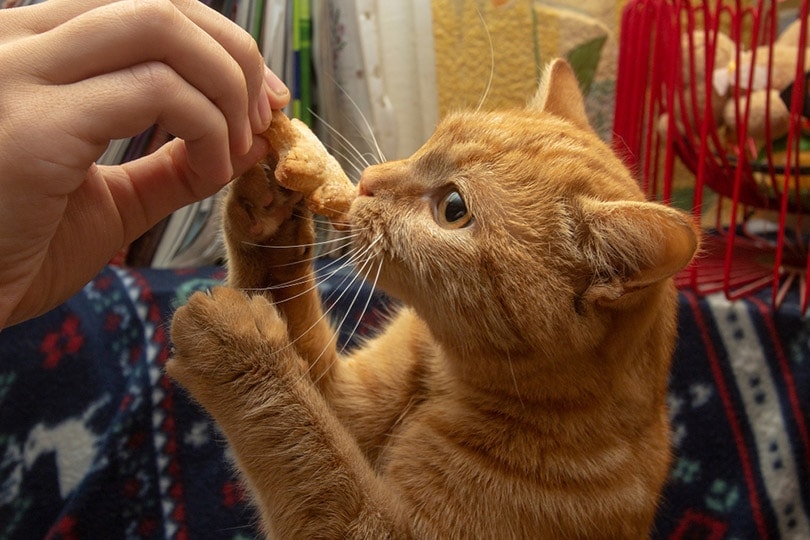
[0,0,290,329]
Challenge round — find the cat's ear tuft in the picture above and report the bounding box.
[530,58,590,130]
[576,199,700,304]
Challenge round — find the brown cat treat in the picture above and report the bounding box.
[261,109,356,223]
[169,59,700,538]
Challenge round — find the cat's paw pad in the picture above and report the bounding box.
[167,287,292,394]
[227,162,305,242]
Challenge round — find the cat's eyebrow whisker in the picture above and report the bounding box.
[325,144,368,179]
[314,81,387,163]
[310,109,375,169]
[475,7,495,113]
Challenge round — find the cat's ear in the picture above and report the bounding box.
[530,58,590,130]
[576,198,699,304]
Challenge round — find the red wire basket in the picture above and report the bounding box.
[613,0,810,310]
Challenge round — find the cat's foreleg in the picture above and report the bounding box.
[167,287,411,538]
[222,163,340,386]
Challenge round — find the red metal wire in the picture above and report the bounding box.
[614,0,810,311]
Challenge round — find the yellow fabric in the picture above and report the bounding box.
[432,0,537,115]
[431,0,627,137]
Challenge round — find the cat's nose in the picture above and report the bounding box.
[358,161,407,197]
[358,170,377,197]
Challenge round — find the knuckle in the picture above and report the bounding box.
[238,30,262,70]
[127,0,178,26]
[218,32,259,99]
[230,24,258,57]
[130,61,180,97]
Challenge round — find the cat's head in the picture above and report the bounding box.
[350,59,698,354]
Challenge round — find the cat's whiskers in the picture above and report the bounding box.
[377,395,420,449]
[239,234,349,251]
[259,242,375,306]
[248,227,357,264]
[305,214,358,234]
[266,235,354,270]
[289,250,377,385]
[265,235,383,358]
[287,201,359,228]
[311,237,385,386]
[282,234,383,383]
[337,256,383,356]
[308,253,382,387]
[240,242,366,295]
[314,233,382,305]
[316,120,374,169]
[281,210,372,239]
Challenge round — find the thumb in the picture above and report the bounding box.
[110,135,270,244]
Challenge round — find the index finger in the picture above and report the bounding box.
[9,0,285,132]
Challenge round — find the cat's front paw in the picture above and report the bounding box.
[167,287,302,401]
[225,161,310,243]
[224,161,316,279]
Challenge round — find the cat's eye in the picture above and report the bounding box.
[436,190,472,229]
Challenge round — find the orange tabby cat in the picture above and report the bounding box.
[168,59,699,538]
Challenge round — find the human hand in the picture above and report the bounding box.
[0,0,290,328]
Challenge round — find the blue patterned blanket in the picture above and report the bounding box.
[0,264,808,539]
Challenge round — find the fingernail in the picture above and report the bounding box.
[258,84,272,129]
[240,125,254,155]
[265,66,289,97]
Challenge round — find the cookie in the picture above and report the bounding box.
[262,110,356,224]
